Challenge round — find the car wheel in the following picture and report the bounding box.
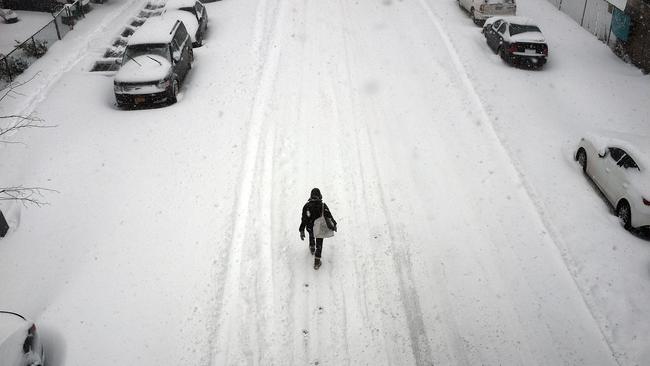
[617,201,632,230]
[576,148,587,173]
[189,48,194,63]
[169,79,178,104]
[470,8,477,23]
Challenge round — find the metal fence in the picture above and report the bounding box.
[0,0,87,88]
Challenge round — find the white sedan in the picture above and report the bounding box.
[576,132,650,230]
[0,311,45,366]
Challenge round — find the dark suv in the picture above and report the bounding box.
[113,17,193,108]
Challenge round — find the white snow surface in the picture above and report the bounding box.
[1,0,649,365]
[0,10,53,55]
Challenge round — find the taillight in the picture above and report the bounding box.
[643,197,650,206]
[28,324,36,335]
[543,46,548,56]
[508,44,518,53]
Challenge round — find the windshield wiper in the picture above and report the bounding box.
[146,55,162,66]
[125,52,141,67]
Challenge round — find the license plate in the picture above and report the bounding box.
[524,49,536,54]
[134,96,145,104]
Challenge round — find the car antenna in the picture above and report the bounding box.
[146,55,162,66]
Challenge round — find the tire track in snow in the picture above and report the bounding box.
[333,1,434,364]
[414,0,620,363]
[209,0,285,363]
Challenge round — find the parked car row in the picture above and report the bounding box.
[458,3,647,232]
[458,0,548,69]
[113,0,209,109]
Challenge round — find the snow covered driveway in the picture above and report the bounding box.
[1,0,648,365]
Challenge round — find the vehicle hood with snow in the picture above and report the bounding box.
[114,55,172,84]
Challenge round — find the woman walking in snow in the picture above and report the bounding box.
[299,188,337,270]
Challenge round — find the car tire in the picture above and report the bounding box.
[576,148,587,173]
[169,79,179,104]
[470,8,477,24]
[617,201,632,230]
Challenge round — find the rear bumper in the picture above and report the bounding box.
[508,53,547,67]
[475,8,516,20]
[632,204,650,228]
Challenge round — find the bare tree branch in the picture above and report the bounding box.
[0,186,59,207]
[0,72,40,103]
[1,73,56,206]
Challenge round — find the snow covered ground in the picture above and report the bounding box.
[1,0,649,365]
[0,10,54,55]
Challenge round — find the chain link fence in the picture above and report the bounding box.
[1,0,87,88]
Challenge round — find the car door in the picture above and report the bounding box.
[495,21,508,50]
[609,150,638,202]
[596,147,626,203]
[486,20,502,49]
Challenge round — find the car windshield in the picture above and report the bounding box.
[123,44,170,63]
[509,24,541,36]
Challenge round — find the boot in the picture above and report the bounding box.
[314,257,321,270]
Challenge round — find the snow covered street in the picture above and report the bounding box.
[1,0,649,365]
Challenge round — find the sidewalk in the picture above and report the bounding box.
[0,0,147,118]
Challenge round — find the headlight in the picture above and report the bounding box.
[157,78,171,89]
[113,83,123,93]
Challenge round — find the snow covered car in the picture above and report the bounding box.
[482,16,548,68]
[113,17,193,108]
[163,0,208,47]
[458,0,516,25]
[0,8,18,23]
[576,132,650,231]
[0,311,45,366]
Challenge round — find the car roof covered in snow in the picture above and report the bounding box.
[161,9,198,36]
[128,17,181,46]
[164,0,197,9]
[485,16,539,27]
[584,131,650,170]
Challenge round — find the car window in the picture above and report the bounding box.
[498,22,507,34]
[509,24,541,36]
[123,43,171,62]
[491,19,502,31]
[608,147,625,162]
[195,2,204,17]
[618,153,640,170]
[175,23,189,45]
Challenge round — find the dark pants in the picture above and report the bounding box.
[308,231,323,258]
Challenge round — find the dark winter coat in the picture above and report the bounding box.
[299,199,337,233]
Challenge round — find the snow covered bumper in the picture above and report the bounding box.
[632,201,650,229]
[474,6,516,21]
[114,82,170,107]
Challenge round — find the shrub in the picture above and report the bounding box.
[16,39,48,58]
[0,56,30,81]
